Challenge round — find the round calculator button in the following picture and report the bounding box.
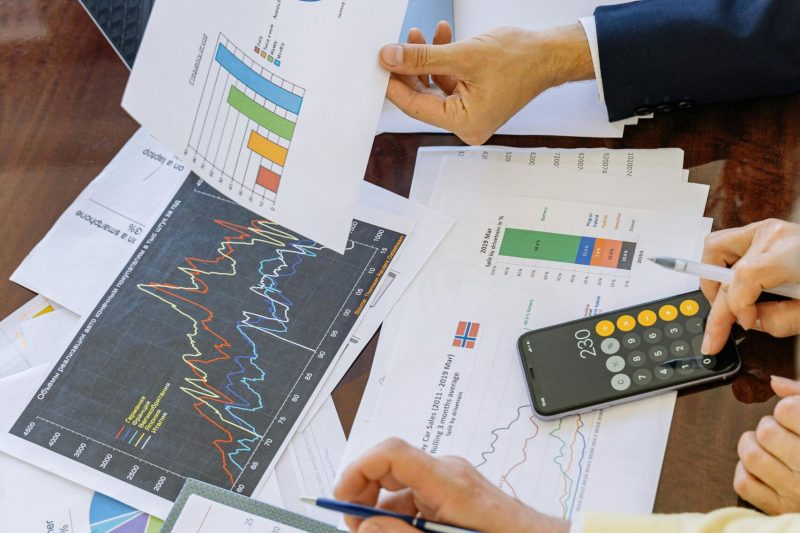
[677,359,696,375]
[595,320,615,337]
[670,340,691,357]
[691,335,705,356]
[659,305,678,322]
[622,332,641,349]
[701,356,716,370]
[627,350,646,367]
[633,369,653,386]
[611,374,631,391]
[638,309,657,327]
[680,299,700,317]
[601,338,621,355]
[649,345,668,363]
[664,323,684,339]
[616,315,636,332]
[606,355,626,372]
[686,317,704,335]
[655,364,674,381]
[643,328,663,344]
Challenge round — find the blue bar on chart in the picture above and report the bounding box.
[214,44,303,114]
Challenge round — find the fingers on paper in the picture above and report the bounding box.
[431,21,457,94]
[386,78,466,133]
[379,41,467,77]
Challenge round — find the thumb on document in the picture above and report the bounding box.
[380,42,465,76]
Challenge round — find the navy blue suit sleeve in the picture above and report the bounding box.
[594,0,800,121]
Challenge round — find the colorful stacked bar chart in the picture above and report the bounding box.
[499,228,637,270]
[186,34,304,203]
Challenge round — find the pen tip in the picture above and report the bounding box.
[649,256,676,269]
[300,497,317,505]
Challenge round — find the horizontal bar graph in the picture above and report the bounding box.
[499,228,636,271]
[186,34,305,204]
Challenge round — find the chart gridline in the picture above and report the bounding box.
[186,34,305,205]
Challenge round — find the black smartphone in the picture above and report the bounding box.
[517,289,741,420]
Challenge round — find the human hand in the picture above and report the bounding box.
[378,22,594,145]
[700,219,800,355]
[734,375,800,514]
[334,438,569,533]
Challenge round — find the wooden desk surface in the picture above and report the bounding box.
[1,0,798,516]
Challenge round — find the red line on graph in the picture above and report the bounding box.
[138,220,270,486]
[500,416,540,499]
[115,425,126,439]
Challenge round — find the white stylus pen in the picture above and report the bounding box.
[649,256,800,300]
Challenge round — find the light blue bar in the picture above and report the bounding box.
[215,44,303,115]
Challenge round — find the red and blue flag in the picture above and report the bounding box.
[453,321,480,349]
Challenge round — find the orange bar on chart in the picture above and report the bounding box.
[247,130,288,166]
[256,166,281,193]
[589,238,622,268]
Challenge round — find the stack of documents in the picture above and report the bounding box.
[0,0,713,530]
[0,1,450,528]
[0,126,451,527]
[340,146,711,521]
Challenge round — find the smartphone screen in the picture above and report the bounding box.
[518,291,740,418]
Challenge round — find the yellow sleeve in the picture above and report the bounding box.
[586,508,800,533]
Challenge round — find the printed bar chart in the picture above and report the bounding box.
[499,229,636,270]
[187,34,305,205]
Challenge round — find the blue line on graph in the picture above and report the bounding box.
[215,44,303,114]
[567,419,587,519]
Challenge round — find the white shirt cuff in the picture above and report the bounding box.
[569,513,584,533]
[578,16,605,103]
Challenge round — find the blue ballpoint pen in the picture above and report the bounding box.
[300,497,482,533]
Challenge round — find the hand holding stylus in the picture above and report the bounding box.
[334,438,569,533]
[700,219,800,354]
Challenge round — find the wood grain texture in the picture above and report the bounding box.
[1,0,797,515]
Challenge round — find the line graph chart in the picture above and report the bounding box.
[186,34,305,207]
[452,328,594,520]
[10,176,404,502]
[474,402,589,519]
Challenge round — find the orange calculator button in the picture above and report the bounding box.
[616,315,636,332]
[659,305,678,322]
[680,299,700,317]
[637,310,657,327]
[595,320,615,337]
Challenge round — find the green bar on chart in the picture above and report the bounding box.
[499,228,582,263]
[227,86,296,140]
